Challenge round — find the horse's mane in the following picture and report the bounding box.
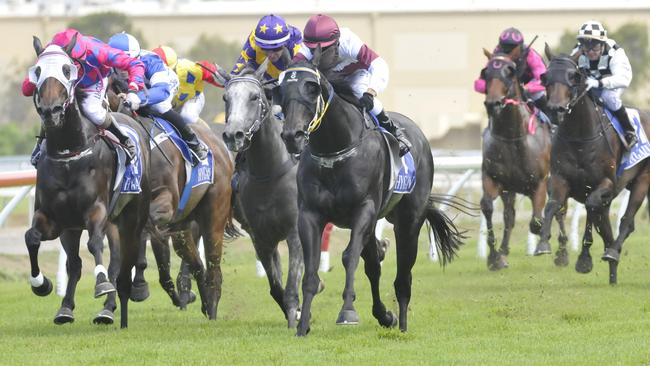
[289,60,361,108]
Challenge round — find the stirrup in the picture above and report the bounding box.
[123,140,137,164]
[189,142,208,163]
[623,132,638,151]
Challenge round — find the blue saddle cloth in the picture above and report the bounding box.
[150,116,214,214]
[604,108,650,176]
[119,125,143,194]
[371,113,417,194]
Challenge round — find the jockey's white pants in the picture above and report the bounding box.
[346,69,384,116]
[79,77,109,126]
[177,93,205,124]
[592,87,625,111]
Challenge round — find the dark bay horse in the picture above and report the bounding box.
[218,63,303,328]
[107,76,236,319]
[278,52,464,336]
[481,50,566,270]
[536,45,650,284]
[25,36,150,328]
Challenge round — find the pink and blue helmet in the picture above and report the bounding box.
[254,14,290,50]
[108,32,141,58]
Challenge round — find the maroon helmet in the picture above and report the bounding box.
[303,14,340,48]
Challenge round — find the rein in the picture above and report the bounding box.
[282,67,334,134]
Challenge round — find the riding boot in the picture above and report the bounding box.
[161,110,208,163]
[377,110,412,156]
[613,106,637,150]
[30,127,45,167]
[104,114,137,162]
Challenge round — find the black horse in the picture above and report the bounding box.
[219,62,303,328]
[24,36,150,328]
[481,49,566,270]
[536,45,650,284]
[278,50,464,336]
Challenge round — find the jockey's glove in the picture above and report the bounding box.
[359,92,374,111]
[585,77,600,90]
[125,92,141,110]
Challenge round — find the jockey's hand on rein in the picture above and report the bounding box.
[119,92,141,111]
[359,92,374,111]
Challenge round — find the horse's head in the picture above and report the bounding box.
[482,49,521,116]
[221,60,269,152]
[278,47,329,154]
[29,35,80,129]
[542,43,585,124]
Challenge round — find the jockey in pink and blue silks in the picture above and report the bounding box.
[474,27,549,117]
[23,28,145,164]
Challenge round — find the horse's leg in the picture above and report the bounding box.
[130,232,150,302]
[54,229,82,324]
[607,177,650,281]
[480,174,502,270]
[94,223,120,325]
[84,203,114,299]
[150,235,181,307]
[170,228,208,315]
[498,190,516,268]
[116,209,145,329]
[177,222,200,306]
[584,183,617,284]
[254,241,288,320]
[575,218,594,273]
[25,210,60,296]
[296,210,326,337]
[552,197,570,266]
[336,201,377,326]
[536,176,569,256]
[284,227,303,328]
[362,221,397,329]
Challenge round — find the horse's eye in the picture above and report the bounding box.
[35,66,41,79]
[540,73,548,86]
[303,81,319,97]
[250,94,260,102]
[62,64,70,79]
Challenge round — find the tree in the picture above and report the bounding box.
[186,33,242,123]
[67,11,148,46]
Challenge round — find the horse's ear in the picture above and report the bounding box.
[544,43,555,61]
[312,45,322,67]
[254,58,269,80]
[33,36,44,56]
[482,48,492,59]
[217,66,231,84]
[280,47,292,66]
[64,33,77,56]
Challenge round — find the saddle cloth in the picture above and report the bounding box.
[605,108,650,174]
[149,116,214,214]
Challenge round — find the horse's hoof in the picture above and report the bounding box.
[554,251,569,267]
[534,242,551,256]
[93,309,114,325]
[575,256,593,274]
[53,307,74,325]
[94,281,116,298]
[317,280,325,294]
[602,248,620,263]
[487,255,507,271]
[187,291,197,304]
[380,310,397,328]
[31,277,53,297]
[336,310,360,325]
[130,281,150,302]
[287,308,298,328]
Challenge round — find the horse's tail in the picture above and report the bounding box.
[425,195,467,266]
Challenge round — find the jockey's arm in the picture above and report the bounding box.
[523,49,547,94]
[602,48,632,89]
[103,47,146,91]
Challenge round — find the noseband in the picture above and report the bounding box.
[225,76,271,146]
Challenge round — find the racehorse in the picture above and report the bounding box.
[24,35,150,328]
[481,50,566,270]
[218,62,303,327]
[278,49,464,336]
[535,45,650,284]
[107,72,237,318]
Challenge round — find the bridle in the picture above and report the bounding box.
[545,56,590,115]
[224,75,271,150]
[484,55,522,110]
[279,66,334,136]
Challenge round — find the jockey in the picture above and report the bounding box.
[22,28,145,165]
[232,14,303,81]
[474,27,549,116]
[293,14,412,156]
[571,20,636,150]
[152,45,224,124]
[108,33,208,161]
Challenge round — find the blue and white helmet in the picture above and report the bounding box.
[108,32,141,58]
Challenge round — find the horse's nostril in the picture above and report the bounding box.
[295,131,305,140]
[235,131,245,141]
